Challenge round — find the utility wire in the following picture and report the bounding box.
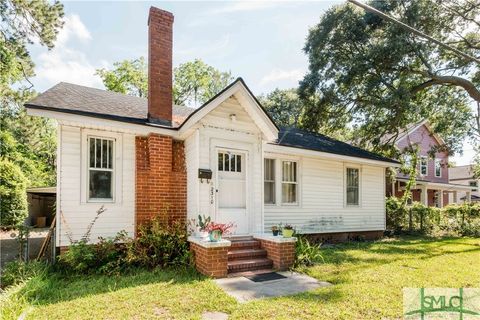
[348,0,480,64]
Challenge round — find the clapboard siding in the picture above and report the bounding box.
[56,125,135,246]
[264,156,386,233]
[185,97,264,233]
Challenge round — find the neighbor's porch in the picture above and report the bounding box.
[392,179,474,207]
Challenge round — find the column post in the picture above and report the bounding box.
[420,185,428,206]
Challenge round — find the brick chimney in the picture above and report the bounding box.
[148,7,174,124]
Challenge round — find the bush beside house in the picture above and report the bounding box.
[0,159,28,226]
[386,197,480,236]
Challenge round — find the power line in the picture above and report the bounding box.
[348,0,480,64]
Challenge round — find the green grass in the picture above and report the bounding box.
[1,236,479,319]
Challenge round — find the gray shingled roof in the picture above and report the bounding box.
[26,81,398,165]
[275,127,399,164]
[25,82,195,127]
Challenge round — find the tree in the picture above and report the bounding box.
[0,159,28,226]
[173,59,234,107]
[258,89,304,127]
[97,58,234,108]
[96,57,148,97]
[1,0,64,104]
[1,0,64,220]
[299,0,478,157]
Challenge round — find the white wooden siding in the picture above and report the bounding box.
[264,155,386,233]
[56,124,135,246]
[185,97,264,233]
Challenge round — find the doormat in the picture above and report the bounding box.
[245,272,287,282]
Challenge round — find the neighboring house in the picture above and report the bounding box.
[449,165,479,202]
[386,121,472,207]
[26,7,399,254]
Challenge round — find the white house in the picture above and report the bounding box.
[26,7,399,275]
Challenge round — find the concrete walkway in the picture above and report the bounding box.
[214,271,331,303]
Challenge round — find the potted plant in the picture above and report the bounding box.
[205,222,235,242]
[282,224,294,238]
[197,215,211,239]
[271,225,279,236]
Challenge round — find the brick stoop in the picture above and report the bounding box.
[227,237,273,273]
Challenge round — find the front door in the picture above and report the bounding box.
[217,150,248,234]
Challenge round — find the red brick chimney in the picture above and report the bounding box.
[148,7,173,124]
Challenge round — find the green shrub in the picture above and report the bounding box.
[386,197,407,231]
[0,159,28,226]
[57,231,128,275]
[295,237,324,267]
[124,219,191,268]
[0,260,48,289]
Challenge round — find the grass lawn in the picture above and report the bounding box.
[1,236,479,319]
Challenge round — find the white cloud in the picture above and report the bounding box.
[33,14,104,90]
[260,68,304,86]
[56,14,92,46]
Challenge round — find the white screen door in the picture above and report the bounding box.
[217,150,247,234]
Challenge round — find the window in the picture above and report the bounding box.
[346,168,360,205]
[403,154,412,168]
[434,159,442,177]
[218,152,241,172]
[264,159,275,204]
[88,137,114,200]
[281,161,297,204]
[420,157,428,176]
[470,181,478,192]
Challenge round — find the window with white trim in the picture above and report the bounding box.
[264,159,275,204]
[420,156,428,176]
[346,167,360,205]
[88,137,114,200]
[434,159,442,177]
[281,161,297,204]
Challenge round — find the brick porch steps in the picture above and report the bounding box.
[229,240,261,250]
[228,248,267,260]
[227,237,273,273]
[227,257,273,273]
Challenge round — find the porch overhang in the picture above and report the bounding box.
[396,178,474,192]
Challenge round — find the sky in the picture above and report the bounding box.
[28,0,474,165]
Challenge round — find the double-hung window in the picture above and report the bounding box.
[264,159,276,204]
[88,137,114,201]
[420,156,428,176]
[346,167,360,206]
[434,159,442,177]
[281,161,297,204]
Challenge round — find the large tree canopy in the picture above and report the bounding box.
[1,0,64,104]
[97,58,234,108]
[259,89,305,128]
[299,0,479,156]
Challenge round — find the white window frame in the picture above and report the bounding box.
[263,154,301,207]
[420,156,428,176]
[264,158,276,205]
[87,136,115,202]
[434,158,442,178]
[345,166,361,207]
[281,160,298,205]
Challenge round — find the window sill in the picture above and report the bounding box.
[87,198,115,203]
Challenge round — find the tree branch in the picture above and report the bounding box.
[411,74,480,102]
